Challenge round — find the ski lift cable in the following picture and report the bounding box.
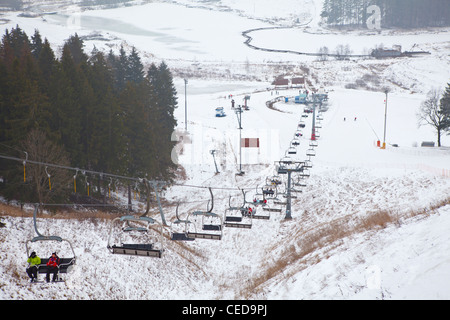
[0,153,271,197]
[171,183,256,191]
[0,153,164,185]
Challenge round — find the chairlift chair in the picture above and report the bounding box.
[303,159,313,168]
[262,205,282,213]
[241,190,269,220]
[295,180,307,188]
[280,155,294,165]
[306,148,316,157]
[25,205,76,279]
[107,215,164,258]
[223,196,252,229]
[261,184,277,200]
[291,138,301,147]
[185,188,223,240]
[287,147,297,155]
[185,211,223,240]
[170,203,195,241]
[252,186,268,206]
[266,175,282,186]
[299,168,311,178]
[253,192,281,214]
[251,206,270,220]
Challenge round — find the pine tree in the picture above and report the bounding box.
[30,29,43,59]
[440,82,450,133]
[146,61,178,180]
[53,45,83,166]
[127,46,144,84]
[115,45,128,90]
[64,33,88,66]
[87,49,125,174]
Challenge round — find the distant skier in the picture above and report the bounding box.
[344,117,346,121]
[354,117,357,121]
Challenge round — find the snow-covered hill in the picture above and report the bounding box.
[1,0,450,302]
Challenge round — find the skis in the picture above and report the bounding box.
[27,278,65,285]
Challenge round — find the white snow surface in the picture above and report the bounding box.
[1,0,450,300]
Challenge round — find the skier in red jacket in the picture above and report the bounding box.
[46,252,60,282]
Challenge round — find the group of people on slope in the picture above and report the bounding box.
[26,251,60,283]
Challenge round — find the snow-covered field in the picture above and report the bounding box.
[1,0,450,302]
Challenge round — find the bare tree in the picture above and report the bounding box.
[417,89,447,147]
[318,46,329,61]
[334,44,352,60]
[21,129,72,205]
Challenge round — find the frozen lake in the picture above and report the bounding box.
[3,2,449,64]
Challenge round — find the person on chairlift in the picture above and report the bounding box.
[46,252,60,282]
[26,251,41,282]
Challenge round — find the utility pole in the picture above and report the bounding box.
[311,94,317,141]
[382,89,389,149]
[235,105,244,175]
[210,150,219,174]
[285,170,293,219]
[184,78,188,131]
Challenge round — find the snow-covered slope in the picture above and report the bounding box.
[1,0,449,301]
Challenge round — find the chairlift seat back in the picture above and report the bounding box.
[251,214,270,220]
[187,232,222,240]
[110,244,162,258]
[171,233,195,241]
[35,257,75,274]
[224,221,252,229]
[263,207,282,212]
[203,224,222,231]
[225,216,242,222]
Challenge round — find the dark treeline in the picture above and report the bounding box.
[321,0,450,29]
[0,26,177,204]
[1,0,134,11]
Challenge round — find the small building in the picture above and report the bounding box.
[371,47,402,59]
[291,77,305,87]
[272,77,289,88]
[295,94,308,104]
[421,141,435,147]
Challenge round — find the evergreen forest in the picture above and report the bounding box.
[321,0,450,28]
[0,26,178,205]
